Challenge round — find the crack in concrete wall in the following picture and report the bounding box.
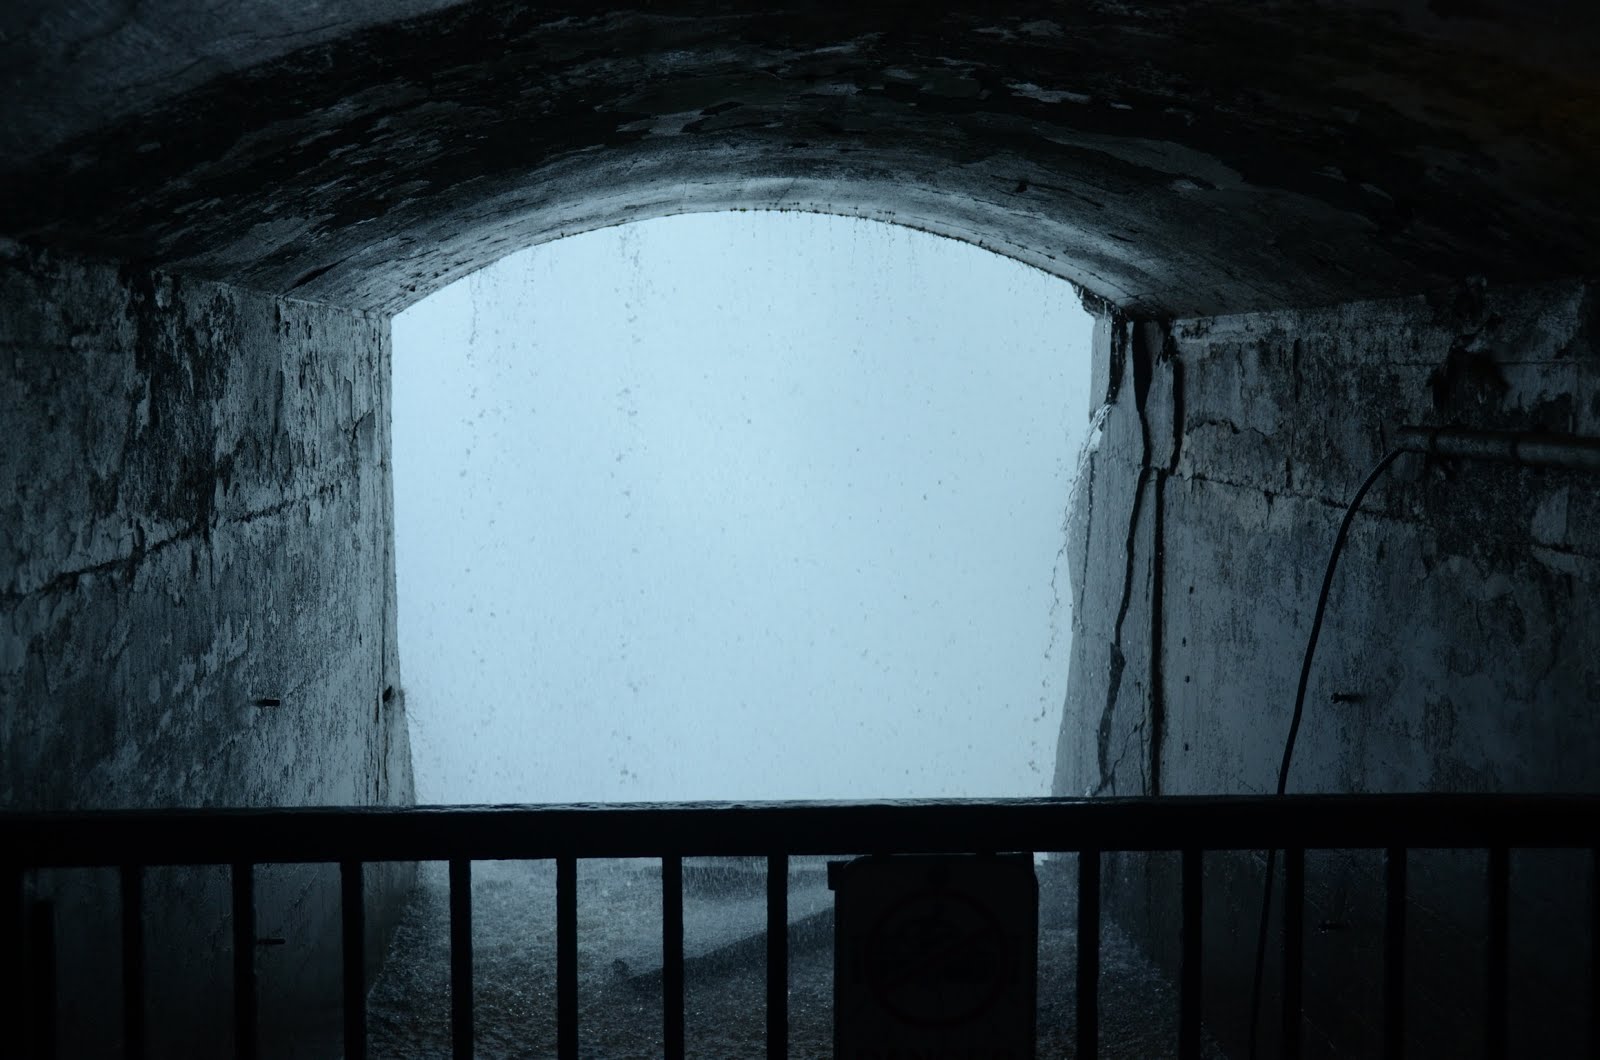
[0,246,415,1054]
[1093,458,1150,796]
[1,479,352,605]
[1060,277,1600,1059]
[1054,311,1168,801]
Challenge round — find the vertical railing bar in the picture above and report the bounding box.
[1591,847,1599,1060]
[231,861,258,1060]
[557,855,578,1060]
[1180,847,1203,1060]
[1076,849,1101,1060]
[1384,847,1406,1060]
[767,853,789,1060]
[1487,846,1509,1060]
[341,860,367,1060]
[120,864,146,1060]
[662,855,685,1060]
[1282,848,1304,1060]
[449,859,474,1059]
[2,865,22,1060]
[29,899,57,1060]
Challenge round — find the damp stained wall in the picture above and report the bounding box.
[4,1,1600,1054]
[0,244,414,1054]
[1055,278,1600,1057]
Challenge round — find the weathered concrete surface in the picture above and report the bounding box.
[0,246,414,1053]
[1056,312,1160,799]
[1165,281,1600,801]
[1056,280,1600,1057]
[0,0,471,168]
[0,245,410,811]
[5,2,1600,1053]
[3,2,1600,317]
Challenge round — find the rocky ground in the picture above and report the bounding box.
[366,857,1226,1058]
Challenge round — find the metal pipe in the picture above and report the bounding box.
[1395,425,1600,472]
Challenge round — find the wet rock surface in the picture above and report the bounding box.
[368,857,1226,1058]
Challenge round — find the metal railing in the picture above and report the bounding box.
[4,794,1599,1059]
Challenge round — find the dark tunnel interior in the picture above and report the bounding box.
[4,2,1600,1056]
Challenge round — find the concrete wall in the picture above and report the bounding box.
[0,244,414,1055]
[1056,278,1600,1057]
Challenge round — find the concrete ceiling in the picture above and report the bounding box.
[2,1,1597,317]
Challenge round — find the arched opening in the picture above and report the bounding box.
[373,210,1228,1057]
[391,211,1095,804]
[6,4,1599,1055]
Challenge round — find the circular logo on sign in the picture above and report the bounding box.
[863,886,1013,1028]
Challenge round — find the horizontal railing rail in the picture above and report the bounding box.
[4,794,1599,1060]
[5,793,1600,865]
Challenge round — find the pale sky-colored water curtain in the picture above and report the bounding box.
[392,212,1093,804]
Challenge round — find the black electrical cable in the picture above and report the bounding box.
[1277,446,1404,795]
[1245,445,1404,1060]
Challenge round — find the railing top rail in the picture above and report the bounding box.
[2,794,1598,867]
[0,797,1593,871]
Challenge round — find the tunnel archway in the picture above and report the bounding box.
[6,2,1598,319]
[6,4,1600,1057]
